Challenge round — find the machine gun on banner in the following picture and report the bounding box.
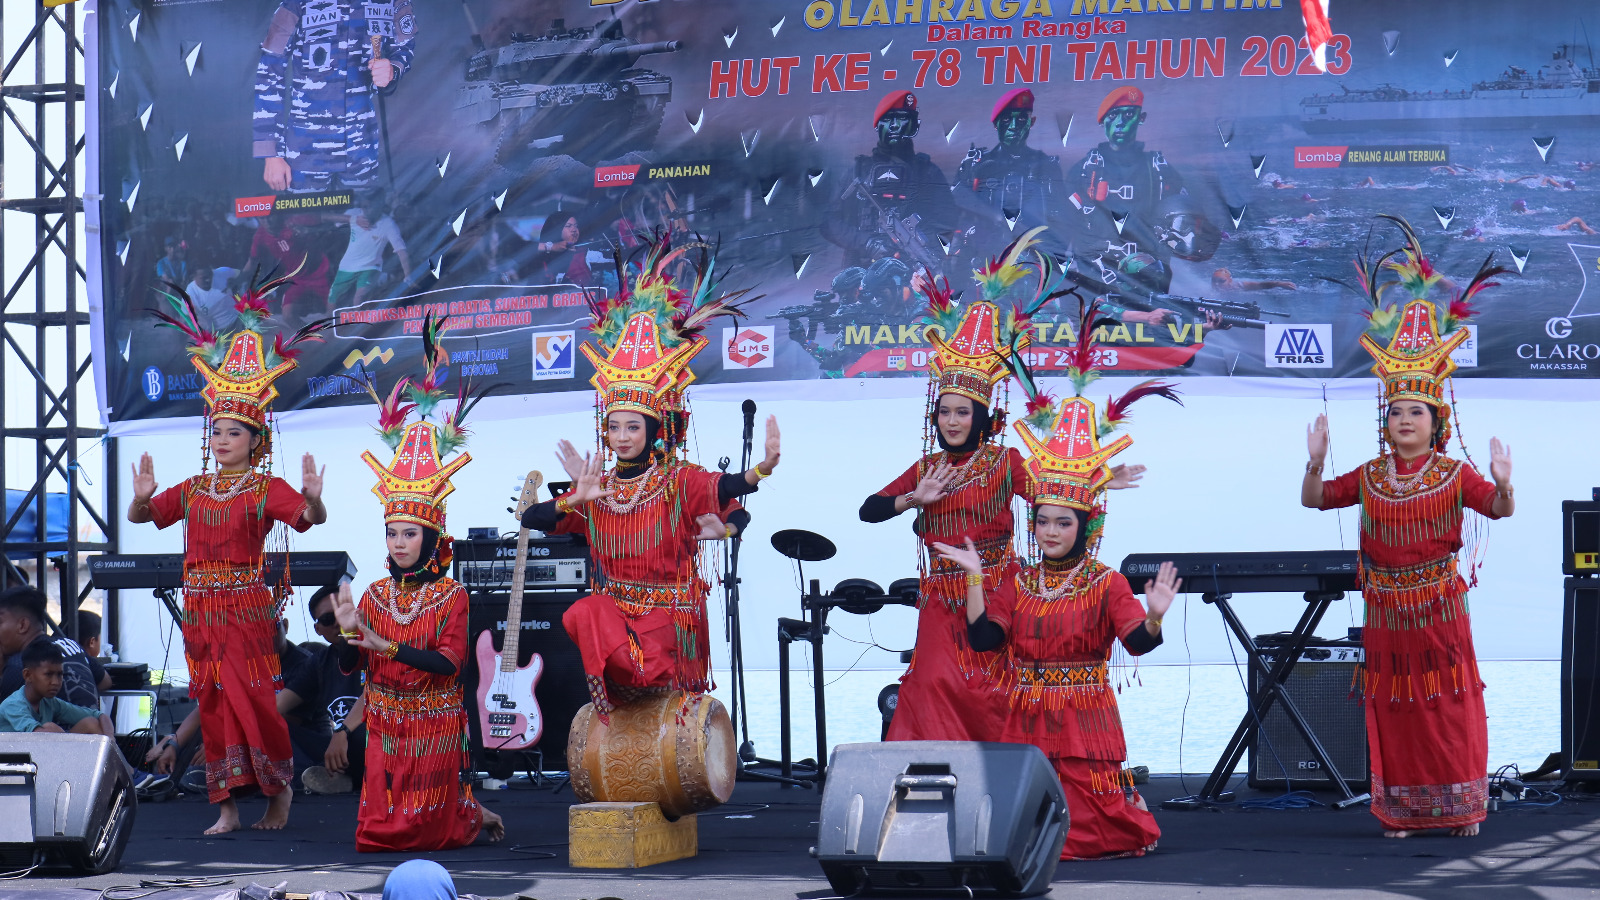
[1063,268,1287,330]
[845,179,945,275]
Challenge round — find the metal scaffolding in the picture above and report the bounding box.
[1,0,113,642]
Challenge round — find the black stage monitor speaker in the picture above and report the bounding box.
[814,741,1066,897]
[1562,577,1600,780]
[464,591,591,769]
[1565,501,1600,576]
[1248,635,1370,790]
[0,734,136,874]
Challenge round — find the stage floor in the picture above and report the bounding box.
[15,773,1600,899]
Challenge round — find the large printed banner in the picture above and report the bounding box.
[94,0,1600,421]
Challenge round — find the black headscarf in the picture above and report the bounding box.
[931,398,995,454]
[1033,504,1091,564]
[387,526,446,585]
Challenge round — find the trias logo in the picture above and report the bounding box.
[234,196,277,218]
[724,326,775,369]
[1265,324,1332,368]
[593,165,641,187]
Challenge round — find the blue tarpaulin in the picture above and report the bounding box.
[3,490,72,560]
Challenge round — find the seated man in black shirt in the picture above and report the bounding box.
[76,610,112,694]
[279,584,366,794]
[0,587,101,709]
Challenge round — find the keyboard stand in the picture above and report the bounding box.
[1194,589,1372,808]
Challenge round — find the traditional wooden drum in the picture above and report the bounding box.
[568,690,737,819]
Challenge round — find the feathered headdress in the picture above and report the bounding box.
[1352,215,1508,448]
[152,268,330,439]
[918,226,1066,408]
[356,314,503,530]
[580,230,757,431]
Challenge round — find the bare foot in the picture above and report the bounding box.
[480,805,505,843]
[1383,829,1411,839]
[204,799,241,835]
[251,786,292,831]
[1451,823,1480,837]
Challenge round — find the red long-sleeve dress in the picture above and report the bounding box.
[555,460,741,721]
[872,443,1029,742]
[148,471,307,803]
[986,557,1161,859]
[1319,451,1500,832]
[350,576,483,852]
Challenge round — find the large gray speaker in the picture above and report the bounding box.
[813,741,1066,897]
[0,733,137,874]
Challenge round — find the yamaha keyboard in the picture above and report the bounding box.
[87,552,358,590]
[453,534,590,592]
[1119,550,1359,595]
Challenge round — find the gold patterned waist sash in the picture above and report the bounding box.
[602,578,702,616]
[182,563,263,592]
[367,682,461,719]
[927,534,1013,578]
[1361,556,1459,609]
[1014,661,1108,689]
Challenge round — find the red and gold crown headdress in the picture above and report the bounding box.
[1351,215,1507,450]
[1005,293,1180,542]
[354,314,501,530]
[152,267,330,466]
[580,231,756,445]
[915,226,1064,408]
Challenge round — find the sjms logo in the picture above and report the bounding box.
[141,366,164,401]
[1264,324,1332,368]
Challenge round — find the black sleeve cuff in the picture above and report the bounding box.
[1122,623,1163,655]
[719,472,760,503]
[728,508,751,534]
[521,498,561,532]
[966,611,1007,653]
[393,643,457,676]
[859,493,901,524]
[337,642,362,675]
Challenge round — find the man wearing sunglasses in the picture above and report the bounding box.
[279,584,367,794]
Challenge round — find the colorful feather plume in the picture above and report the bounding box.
[973,226,1046,303]
[268,316,334,365]
[405,312,453,419]
[1377,214,1443,301]
[151,281,221,364]
[1440,253,1507,335]
[672,238,757,338]
[1059,293,1120,398]
[343,369,415,451]
[913,267,964,338]
[1099,379,1182,438]
[436,378,507,458]
[233,262,304,331]
[589,230,755,352]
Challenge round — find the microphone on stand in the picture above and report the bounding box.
[741,398,757,444]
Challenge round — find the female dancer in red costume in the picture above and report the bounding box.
[935,319,1180,859]
[1304,218,1513,838]
[520,239,777,721]
[128,280,328,834]
[331,318,505,850]
[860,229,1140,742]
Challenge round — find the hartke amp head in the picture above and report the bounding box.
[0,734,136,874]
[1247,636,1369,791]
[814,741,1066,897]
[464,591,591,771]
[453,534,590,591]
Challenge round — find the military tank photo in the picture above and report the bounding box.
[456,16,681,167]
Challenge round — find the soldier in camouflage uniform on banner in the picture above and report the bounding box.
[823,90,961,279]
[955,88,1069,260]
[254,0,417,193]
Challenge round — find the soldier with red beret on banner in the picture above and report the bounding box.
[955,88,1069,258]
[822,90,961,278]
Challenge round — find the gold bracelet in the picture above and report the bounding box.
[904,492,921,509]
[1305,460,1324,475]
[383,640,400,659]
[1146,616,1163,630]
[339,630,361,640]
[724,523,737,539]
[556,496,574,515]
[965,571,983,587]
[754,464,772,480]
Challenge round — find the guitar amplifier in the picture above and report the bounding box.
[1247,635,1369,790]
[1563,577,1600,780]
[464,591,592,771]
[453,534,589,591]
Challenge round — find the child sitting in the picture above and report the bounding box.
[0,642,114,735]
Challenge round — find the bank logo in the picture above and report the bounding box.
[343,347,395,368]
[533,331,575,380]
[724,326,774,369]
[141,366,164,401]
[1265,324,1331,368]
[1450,324,1478,368]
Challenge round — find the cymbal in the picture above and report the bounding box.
[771,529,836,562]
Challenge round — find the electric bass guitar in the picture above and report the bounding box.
[473,470,545,749]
